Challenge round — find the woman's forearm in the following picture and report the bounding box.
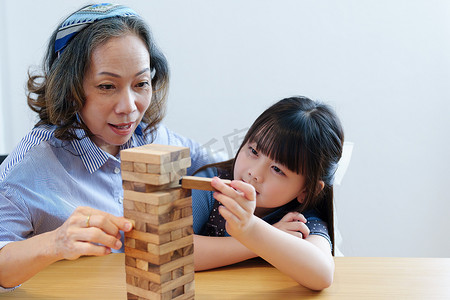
[193,234,257,271]
[0,231,61,288]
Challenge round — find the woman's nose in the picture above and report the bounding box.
[115,89,137,114]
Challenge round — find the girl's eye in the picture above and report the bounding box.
[98,84,114,90]
[249,146,258,156]
[272,166,285,176]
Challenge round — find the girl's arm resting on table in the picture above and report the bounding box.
[193,234,257,271]
[234,217,334,291]
[0,206,132,288]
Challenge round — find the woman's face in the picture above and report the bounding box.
[81,33,152,156]
[234,142,306,212]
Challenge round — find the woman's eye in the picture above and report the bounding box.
[136,81,150,88]
[98,84,114,90]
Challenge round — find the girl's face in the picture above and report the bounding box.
[234,142,306,211]
[81,33,152,156]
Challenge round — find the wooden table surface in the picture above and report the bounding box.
[2,254,450,299]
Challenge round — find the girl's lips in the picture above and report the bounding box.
[108,122,134,135]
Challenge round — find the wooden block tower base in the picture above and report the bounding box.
[121,144,194,300]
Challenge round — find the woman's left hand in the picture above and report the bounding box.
[210,177,257,237]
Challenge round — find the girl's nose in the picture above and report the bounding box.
[248,167,263,183]
[115,89,137,115]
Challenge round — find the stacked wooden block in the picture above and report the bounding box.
[121,144,194,300]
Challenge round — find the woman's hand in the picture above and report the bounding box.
[53,206,133,260]
[273,212,310,239]
[211,177,257,238]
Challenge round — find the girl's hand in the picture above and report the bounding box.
[52,206,133,260]
[273,212,310,239]
[211,177,257,237]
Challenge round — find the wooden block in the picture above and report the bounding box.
[148,255,194,275]
[135,240,148,252]
[124,209,159,225]
[141,144,190,161]
[126,266,165,284]
[136,259,149,271]
[160,273,195,293]
[182,244,194,257]
[171,229,182,241]
[174,290,195,300]
[125,208,183,227]
[181,206,192,218]
[125,256,136,268]
[121,148,171,165]
[126,292,138,300]
[125,230,171,245]
[172,285,184,298]
[124,188,190,206]
[122,171,171,186]
[121,144,190,165]
[134,221,146,232]
[181,226,193,237]
[183,263,194,274]
[125,237,136,248]
[122,161,134,172]
[134,201,147,213]
[123,199,135,211]
[144,216,193,235]
[145,196,192,215]
[126,284,160,300]
[146,235,193,256]
[184,280,195,294]
[125,246,172,265]
[172,267,184,280]
[180,176,231,191]
[133,162,147,173]
[147,157,191,174]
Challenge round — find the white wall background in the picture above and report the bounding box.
[1,0,449,258]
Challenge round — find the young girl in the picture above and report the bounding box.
[192,96,344,290]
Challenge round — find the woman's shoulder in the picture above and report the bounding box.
[1,125,57,182]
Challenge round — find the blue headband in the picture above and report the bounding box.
[54,3,138,55]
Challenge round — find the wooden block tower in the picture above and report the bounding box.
[121,144,195,300]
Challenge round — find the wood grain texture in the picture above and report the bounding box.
[180,176,231,191]
[7,255,450,300]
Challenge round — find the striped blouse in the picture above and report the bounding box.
[0,123,216,251]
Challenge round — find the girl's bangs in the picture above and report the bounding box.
[249,120,307,175]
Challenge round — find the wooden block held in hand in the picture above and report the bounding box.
[180,176,231,191]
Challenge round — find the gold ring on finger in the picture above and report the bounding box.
[86,215,91,228]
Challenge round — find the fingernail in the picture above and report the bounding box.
[124,222,132,231]
[115,240,122,249]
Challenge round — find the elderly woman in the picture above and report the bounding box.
[0,3,216,290]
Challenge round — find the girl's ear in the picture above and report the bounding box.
[316,180,325,195]
[296,181,325,204]
[296,190,307,204]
